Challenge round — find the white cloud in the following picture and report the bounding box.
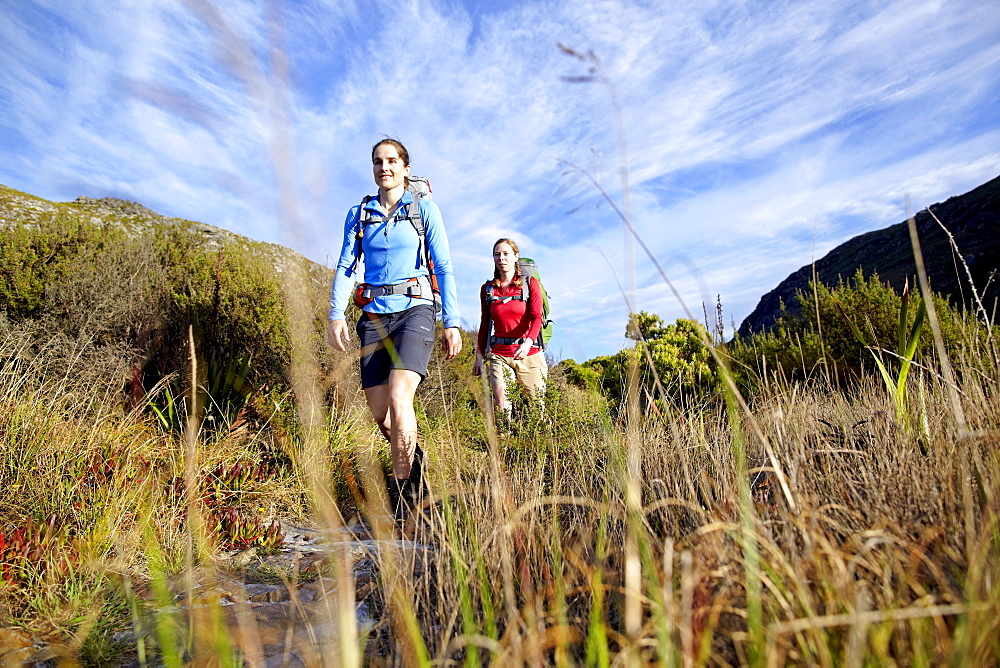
[1,0,997,361]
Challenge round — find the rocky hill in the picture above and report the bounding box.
[0,184,330,283]
[0,183,336,395]
[738,175,1000,336]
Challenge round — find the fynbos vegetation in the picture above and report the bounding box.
[1,184,998,665]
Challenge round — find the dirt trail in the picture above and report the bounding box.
[0,521,436,666]
[175,521,436,666]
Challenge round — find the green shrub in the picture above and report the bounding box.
[0,211,125,321]
[557,358,601,393]
[726,269,986,392]
[149,229,292,393]
[572,312,715,412]
[1,207,316,424]
[807,270,965,368]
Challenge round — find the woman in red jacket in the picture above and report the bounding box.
[473,238,548,416]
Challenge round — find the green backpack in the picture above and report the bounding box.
[484,257,553,348]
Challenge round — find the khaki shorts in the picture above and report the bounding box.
[487,351,548,401]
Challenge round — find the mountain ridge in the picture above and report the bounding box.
[738,175,1000,336]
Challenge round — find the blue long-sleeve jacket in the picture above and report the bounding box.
[328,190,460,328]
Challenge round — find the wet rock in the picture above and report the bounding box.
[245,583,292,603]
[194,521,432,662]
[0,628,52,667]
[99,519,436,665]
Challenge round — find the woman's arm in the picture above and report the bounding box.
[476,283,491,355]
[327,204,363,323]
[473,284,490,375]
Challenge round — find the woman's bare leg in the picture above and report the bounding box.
[492,381,509,415]
[364,368,422,480]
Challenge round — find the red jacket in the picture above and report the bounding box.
[476,276,544,357]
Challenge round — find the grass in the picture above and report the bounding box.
[1,276,998,666]
[4,178,998,668]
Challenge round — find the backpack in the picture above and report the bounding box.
[483,257,554,349]
[348,176,441,311]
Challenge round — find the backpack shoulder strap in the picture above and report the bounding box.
[404,191,431,272]
[405,191,425,231]
[349,196,377,275]
[485,281,509,304]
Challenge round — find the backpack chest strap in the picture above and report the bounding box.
[484,283,526,304]
[486,294,523,305]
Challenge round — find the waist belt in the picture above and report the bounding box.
[359,275,433,301]
[489,335,533,347]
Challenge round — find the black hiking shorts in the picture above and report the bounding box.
[356,304,436,388]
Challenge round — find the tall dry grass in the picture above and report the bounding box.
[2,266,998,666]
[390,350,998,665]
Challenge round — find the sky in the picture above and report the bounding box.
[1,0,998,362]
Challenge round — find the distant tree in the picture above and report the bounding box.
[625,311,666,341]
[572,311,715,410]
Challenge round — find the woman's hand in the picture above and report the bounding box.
[442,327,463,360]
[472,352,483,376]
[327,319,350,351]
[513,339,533,360]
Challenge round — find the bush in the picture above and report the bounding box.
[571,312,715,412]
[558,358,600,393]
[726,269,986,392]
[150,229,292,391]
[0,202,326,424]
[0,211,138,324]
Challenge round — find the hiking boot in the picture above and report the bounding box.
[408,444,426,501]
[392,476,413,524]
[390,445,428,528]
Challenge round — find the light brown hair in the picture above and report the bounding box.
[491,237,522,287]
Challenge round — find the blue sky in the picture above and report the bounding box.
[2,0,998,362]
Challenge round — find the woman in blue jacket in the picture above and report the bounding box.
[327,138,461,521]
